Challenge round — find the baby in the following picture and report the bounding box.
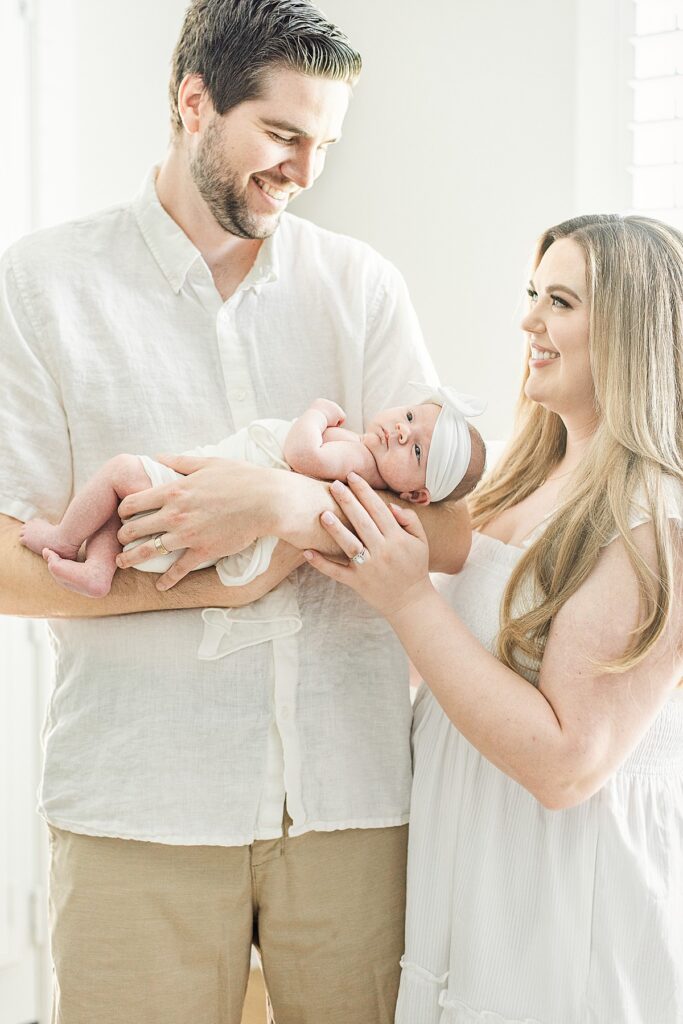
[21,382,486,600]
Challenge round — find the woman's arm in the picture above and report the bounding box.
[304,474,683,810]
[0,513,303,618]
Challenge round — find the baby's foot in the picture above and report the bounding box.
[20,519,80,560]
[42,549,115,598]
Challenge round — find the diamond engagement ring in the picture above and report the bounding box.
[153,534,170,556]
[351,547,368,565]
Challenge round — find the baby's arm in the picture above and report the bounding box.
[284,399,383,486]
[284,398,348,460]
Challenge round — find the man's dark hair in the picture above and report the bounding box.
[170,0,362,132]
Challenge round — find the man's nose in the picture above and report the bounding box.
[281,145,319,191]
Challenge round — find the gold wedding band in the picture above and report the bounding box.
[153,534,170,556]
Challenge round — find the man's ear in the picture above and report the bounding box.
[399,488,431,506]
[178,73,209,135]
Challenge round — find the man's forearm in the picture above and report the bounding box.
[0,514,303,618]
[405,494,471,573]
[268,475,471,574]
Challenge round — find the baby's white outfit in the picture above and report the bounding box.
[127,418,300,660]
[396,476,683,1024]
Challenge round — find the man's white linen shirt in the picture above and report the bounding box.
[0,170,437,845]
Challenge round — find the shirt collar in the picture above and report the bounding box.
[244,228,279,290]
[133,166,280,295]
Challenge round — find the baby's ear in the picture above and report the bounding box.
[399,488,431,506]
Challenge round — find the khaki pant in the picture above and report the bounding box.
[48,820,408,1024]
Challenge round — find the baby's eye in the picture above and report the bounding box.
[406,410,414,422]
[414,444,422,463]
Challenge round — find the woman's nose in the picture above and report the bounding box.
[521,309,545,334]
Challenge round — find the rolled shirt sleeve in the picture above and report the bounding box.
[0,247,73,523]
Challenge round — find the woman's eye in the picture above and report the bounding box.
[551,294,570,308]
[526,288,538,302]
[406,410,414,422]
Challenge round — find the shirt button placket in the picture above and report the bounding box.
[217,293,258,430]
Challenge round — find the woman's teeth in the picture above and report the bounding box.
[531,346,559,360]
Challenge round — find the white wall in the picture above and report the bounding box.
[297,0,580,440]
[0,7,52,1023]
[29,0,633,441]
[296,0,632,439]
[33,0,189,225]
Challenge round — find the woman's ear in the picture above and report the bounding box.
[399,488,431,506]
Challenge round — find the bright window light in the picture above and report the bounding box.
[0,3,31,252]
[630,0,683,227]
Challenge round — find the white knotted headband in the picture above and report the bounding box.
[409,382,486,502]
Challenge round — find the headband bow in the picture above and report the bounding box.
[409,382,486,502]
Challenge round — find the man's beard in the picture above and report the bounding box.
[189,118,282,240]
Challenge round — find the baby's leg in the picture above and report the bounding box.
[21,454,151,558]
[23,455,153,598]
[42,513,122,598]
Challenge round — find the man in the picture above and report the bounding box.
[0,2,469,1021]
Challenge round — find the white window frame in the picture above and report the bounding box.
[630,0,683,225]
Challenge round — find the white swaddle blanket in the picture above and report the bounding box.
[123,419,302,660]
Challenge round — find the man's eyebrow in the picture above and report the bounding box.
[261,118,340,144]
[529,279,582,303]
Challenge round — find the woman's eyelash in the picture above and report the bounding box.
[526,288,570,309]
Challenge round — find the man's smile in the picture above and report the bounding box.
[253,174,295,204]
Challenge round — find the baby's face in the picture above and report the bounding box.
[363,402,441,498]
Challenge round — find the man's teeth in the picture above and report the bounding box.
[531,346,559,360]
[254,177,289,201]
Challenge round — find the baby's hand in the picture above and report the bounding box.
[311,398,346,427]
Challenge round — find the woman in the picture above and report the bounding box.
[304,215,683,1024]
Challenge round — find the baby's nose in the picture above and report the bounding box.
[396,421,408,443]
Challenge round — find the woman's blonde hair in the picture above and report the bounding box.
[471,214,683,675]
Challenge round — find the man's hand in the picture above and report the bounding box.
[115,456,347,589]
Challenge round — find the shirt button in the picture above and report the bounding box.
[231,389,247,402]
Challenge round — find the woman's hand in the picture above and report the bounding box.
[303,471,435,619]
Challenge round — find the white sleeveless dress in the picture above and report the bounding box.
[396,483,683,1024]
